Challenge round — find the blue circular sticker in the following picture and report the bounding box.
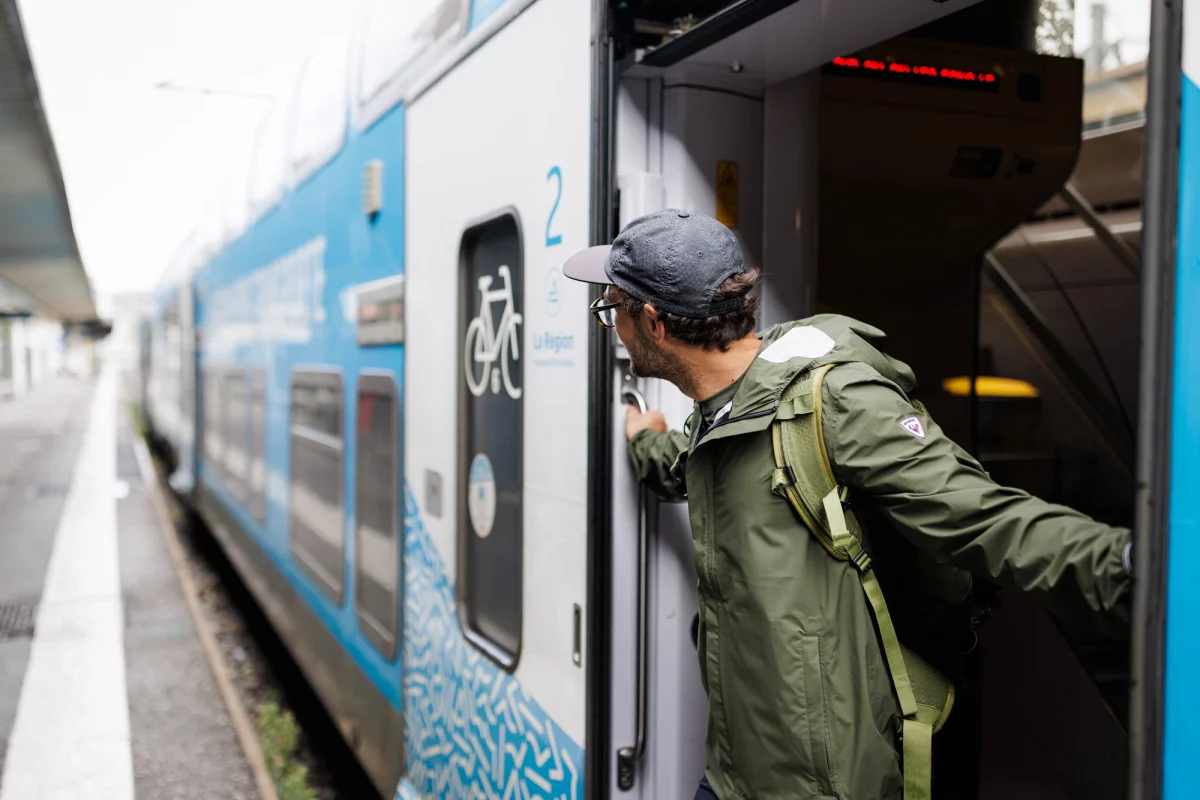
[467,453,496,538]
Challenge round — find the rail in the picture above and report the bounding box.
[983,253,1136,473]
[617,385,650,791]
[1058,183,1141,278]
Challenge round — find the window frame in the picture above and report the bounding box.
[291,29,350,184]
[456,208,524,671]
[288,367,346,605]
[203,366,225,485]
[353,371,401,660]
[223,367,250,504]
[250,368,267,524]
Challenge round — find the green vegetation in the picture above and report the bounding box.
[128,401,147,437]
[256,697,318,800]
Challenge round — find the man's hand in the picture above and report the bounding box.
[626,406,668,441]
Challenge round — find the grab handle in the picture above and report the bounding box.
[617,385,649,790]
[621,385,648,415]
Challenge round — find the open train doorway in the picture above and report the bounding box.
[600,0,1144,797]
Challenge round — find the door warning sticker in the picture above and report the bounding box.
[717,160,739,230]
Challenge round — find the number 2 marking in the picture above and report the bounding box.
[546,166,563,247]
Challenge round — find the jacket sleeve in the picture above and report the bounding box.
[628,428,690,502]
[821,363,1132,638]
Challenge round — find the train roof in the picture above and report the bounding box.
[151,0,475,294]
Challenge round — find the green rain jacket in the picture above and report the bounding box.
[628,315,1132,800]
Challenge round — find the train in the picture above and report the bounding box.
[136,0,1196,798]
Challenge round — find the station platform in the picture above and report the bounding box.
[0,368,260,799]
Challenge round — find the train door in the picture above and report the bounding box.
[603,0,1151,798]
[402,0,594,795]
[169,283,199,498]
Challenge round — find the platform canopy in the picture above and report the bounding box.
[0,0,96,322]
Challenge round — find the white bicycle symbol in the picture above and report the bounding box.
[464,264,522,399]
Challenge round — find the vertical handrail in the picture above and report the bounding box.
[617,386,650,791]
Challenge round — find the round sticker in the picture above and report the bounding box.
[467,453,496,539]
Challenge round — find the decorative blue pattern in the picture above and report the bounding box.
[400,485,584,799]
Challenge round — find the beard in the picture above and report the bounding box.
[627,326,695,395]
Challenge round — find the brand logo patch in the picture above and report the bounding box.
[900,416,926,439]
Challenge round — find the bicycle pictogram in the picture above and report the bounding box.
[464,264,522,400]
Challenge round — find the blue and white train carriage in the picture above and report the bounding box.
[139,0,1200,796]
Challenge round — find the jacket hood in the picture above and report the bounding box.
[691,314,917,449]
[735,314,917,413]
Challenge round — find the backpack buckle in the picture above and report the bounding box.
[771,466,798,498]
[852,548,873,573]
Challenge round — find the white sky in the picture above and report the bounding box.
[1074,0,1151,64]
[17,0,1152,310]
[16,0,356,308]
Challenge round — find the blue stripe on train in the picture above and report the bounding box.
[1165,71,1200,800]
[197,98,411,711]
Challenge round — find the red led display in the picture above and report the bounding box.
[829,56,998,88]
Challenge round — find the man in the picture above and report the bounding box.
[563,208,1133,800]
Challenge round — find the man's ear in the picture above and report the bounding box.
[642,303,666,343]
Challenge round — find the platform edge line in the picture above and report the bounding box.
[131,435,280,800]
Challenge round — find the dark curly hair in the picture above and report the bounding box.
[606,266,761,351]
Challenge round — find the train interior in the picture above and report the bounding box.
[606,0,1141,797]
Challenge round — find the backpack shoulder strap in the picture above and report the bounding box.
[770,365,865,558]
[770,363,952,800]
[770,365,840,556]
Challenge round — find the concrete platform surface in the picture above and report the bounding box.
[0,368,258,799]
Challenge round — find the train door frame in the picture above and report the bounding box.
[585,2,617,797]
[585,1,1188,799]
[1130,0,1183,797]
[180,282,198,497]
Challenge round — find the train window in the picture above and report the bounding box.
[357,0,466,126]
[218,174,251,244]
[292,26,349,182]
[289,369,345,604]
[247,96,294,220]
[354,373,400,659]
[457,212,523,668]
[203,367,225,485]
[250,369,267,524]
[224,368,249,505]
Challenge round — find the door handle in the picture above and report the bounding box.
[621,385,648,414]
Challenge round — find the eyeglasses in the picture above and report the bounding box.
[590,296,620,328]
